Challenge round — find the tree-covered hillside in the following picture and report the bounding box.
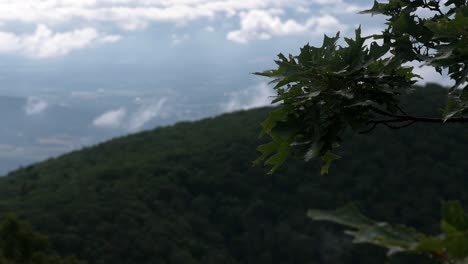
[0,84,466,264]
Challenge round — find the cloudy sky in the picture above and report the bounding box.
[0,0,363,57]
[0,0,452,174]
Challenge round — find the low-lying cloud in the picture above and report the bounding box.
[128,98,167,132]
[222,82,275,112]
[93,108,128,128]
[92,98,168,132]
[25,97,48,115]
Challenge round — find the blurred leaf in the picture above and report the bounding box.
[442,201,468,231]
[309,202,468,262]
[320,151,341,175]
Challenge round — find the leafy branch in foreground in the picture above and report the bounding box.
[255,1,468,263]
[360,105,468,134]
[308,201,468,264]
[255,0,468,174]
[254,27,418,174]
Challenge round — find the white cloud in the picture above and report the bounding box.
[0,1,358,33]
[227,9,345,44]
[120,19,149,31]
[311,0,343,4]
[92,98,168,131]
[0,0,366,56]
[93,108,127,128]
[0,0,309,26]
[99,35,122,43]
[309,15,346,33]
[405,61,455,87]
[128,98,167,131]
[0,24,121,58]
[317,1,362,14]
[222,82,275,112]
[25,97,48,115]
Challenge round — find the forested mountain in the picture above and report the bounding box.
[0,84,466,264]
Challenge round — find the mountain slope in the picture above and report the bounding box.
[0,84,466,264]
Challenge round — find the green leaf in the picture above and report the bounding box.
[441,221,459,234]
[255,129,295,174]
[308,202,468,260]
[445,0,466,7]
[368,41,390,60]
[259,108,288,137]
[322,32,340,49]
[415,236,445,255]
[444,233,468,260]
[443,97,466,121]
[320,151,341,175]
[264,145,290,174]
[442,201,468,231]
[359,1,388,15]
[253,69,280,77]
[308,204,421,255]
[307,204,375,229]
[255,142,278,165]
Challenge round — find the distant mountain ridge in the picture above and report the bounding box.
[0,84,466,264]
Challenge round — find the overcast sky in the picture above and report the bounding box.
[0,0,365,57]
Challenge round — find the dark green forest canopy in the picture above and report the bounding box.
[0,84,466,264]
[0,214,86,264]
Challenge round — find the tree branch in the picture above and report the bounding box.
[358,106,468,133]
[368,106,468,123]
[368,106,395,118]
[371,116,468,124]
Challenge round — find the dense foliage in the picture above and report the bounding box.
[0,85,466,264]
[0,215,86,264]
[255,0,468,174]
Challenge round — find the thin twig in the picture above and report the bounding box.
[369,106,468,124]
[395,105,409,116]
[393,120,417,129]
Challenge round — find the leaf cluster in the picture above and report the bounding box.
[363,0,468,119]
[255,0,468,174]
